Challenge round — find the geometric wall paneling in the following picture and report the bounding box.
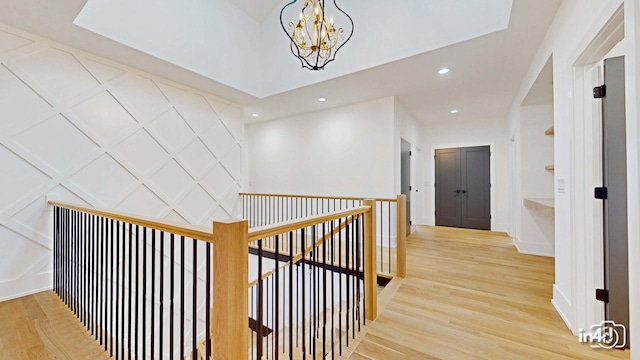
[205,96,229,119]
[146,108,197,153]
[0,224,49,282]
[0,65,52,139]
[0,23,243,300]
[114,128,169,178]
[202,163,236,201]
[149,159,195,204]
[68,153,138,207]
[6,47,100,103]
[219,105,243,142]
[156,81,187,102]
[177,185,216,224]
[108,74,171,122]
[222,144,242,180]
[115,184,168,218]
[78,58,126,84]
[11,114,100,175]
[178,138,217,179]
[0,29,32,55]
[173,93,219,134]
[164,209,189,224]
[218,186,241,218]
[201,118,237,161]
[70,91,139,146]
[0,144,52,214]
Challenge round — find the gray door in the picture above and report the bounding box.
[601,56,629,347]
[435,146,491,230]
[401,139,411,236]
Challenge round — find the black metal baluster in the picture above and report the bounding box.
[275,234,279,360]
[257,239,263,359]
[331,219,335,359]
[206,242,212,360]
[311,225,316,357]
[92,214,97,338]
[345,219,350,348]
[101,217,106,349]
[288,231,293,358]
[121,222,126,360]
[193,238,198,360]
[300,228,306,360]
[110,219,115,357]
[151,230,156,360]
[180,235,185,359]
[142,227,147,360]
[170,234,175,359]
[135,225,139,358]
[115,220,120,360]
[355,216,361,333]
[128,224,133,360]
[322,222,327,358]
[358,215,363,329]
[160,232,165,360]
[338,217,343,355]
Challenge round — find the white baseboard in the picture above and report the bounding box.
[513,236,555,257]
[552,284,574,334]
[0,285,52,302]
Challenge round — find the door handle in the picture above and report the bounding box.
[461,190,468,194]
[455,190,461,194]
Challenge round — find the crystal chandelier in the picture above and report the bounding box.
[280,0,354,70]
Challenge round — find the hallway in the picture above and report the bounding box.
[350,226,629,359]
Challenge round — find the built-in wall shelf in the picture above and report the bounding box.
[545,164,554,170]
[523,198,554,217]
[545,126,554,135]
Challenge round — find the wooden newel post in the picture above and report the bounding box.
[363,199,377,321]
[212,219,248,360]
[397,194,407,278]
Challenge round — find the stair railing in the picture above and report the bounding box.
[239,193,407,278]
[50,201,214,360]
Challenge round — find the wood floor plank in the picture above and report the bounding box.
[349,225,630,360]
[0,291,110,360]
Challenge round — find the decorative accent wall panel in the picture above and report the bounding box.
[0,24,243,301]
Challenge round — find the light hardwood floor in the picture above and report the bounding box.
[349,225,630,360]
[0,226,630,359]
[0,290,110,360]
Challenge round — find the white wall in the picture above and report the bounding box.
[246,97,395,198]
[421,117,509,232]
[507,0,640,353]
[624,0,640,354]
[515,104,555,256]
[0,24,243,301]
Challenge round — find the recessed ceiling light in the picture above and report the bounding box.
[318,97,327,102]
[251,113,260,117]
[438,68,450,75]
[450,109,459,114]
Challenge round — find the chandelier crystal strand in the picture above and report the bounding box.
[280,0,353,70]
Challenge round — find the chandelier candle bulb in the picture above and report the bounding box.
[280,0,354,71]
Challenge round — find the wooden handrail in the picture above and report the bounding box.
[247,206,370,242]
[239,192,397,203]
[48,201,212,241]
[247,215,356,288]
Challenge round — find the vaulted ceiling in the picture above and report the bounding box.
[0,0,562,125]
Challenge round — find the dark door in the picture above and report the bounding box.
[435,146,491,230]
[601,56,629,347]
[401,139,411,236]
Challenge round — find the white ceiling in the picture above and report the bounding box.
[227,0,280,22]
[0,0,562,126]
